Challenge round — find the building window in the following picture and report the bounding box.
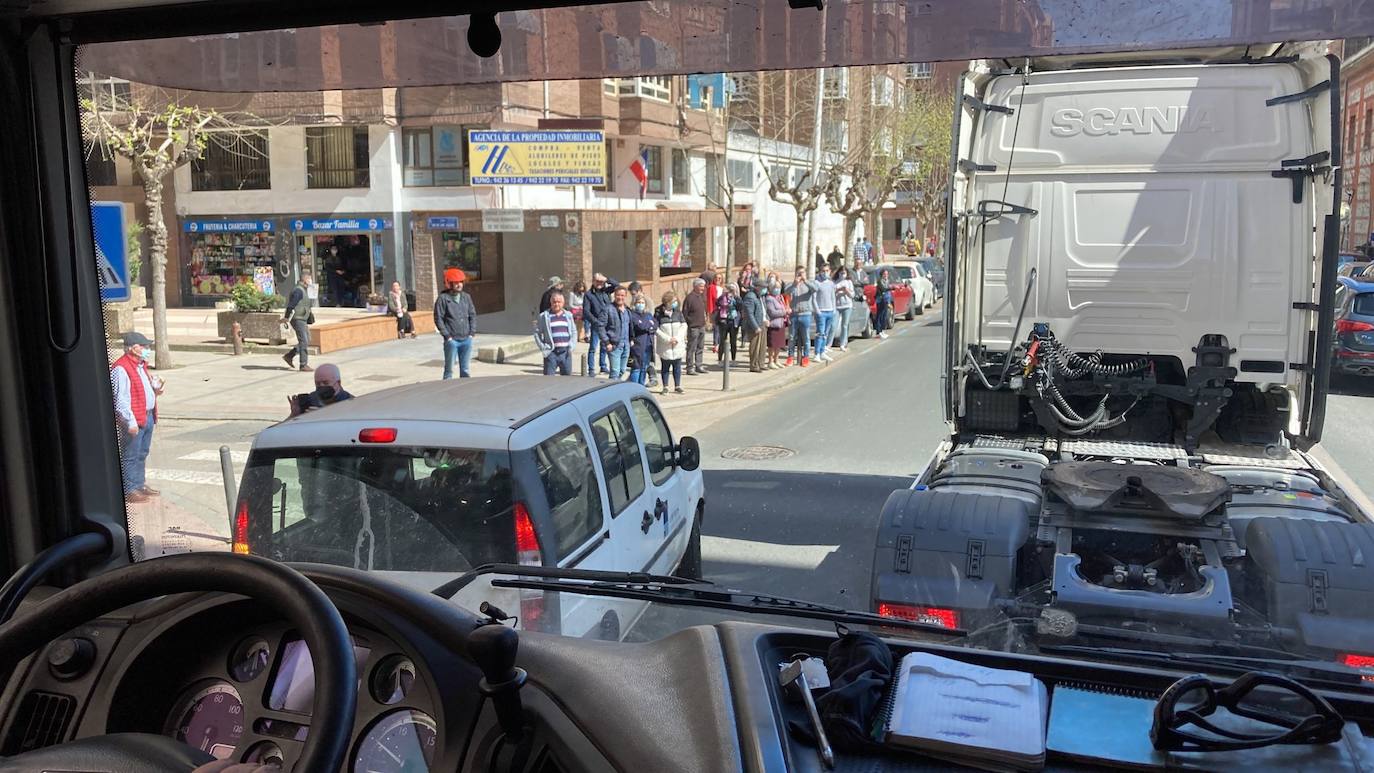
[619,76,672,101]
[879,127,894,155]
[403,125,475,187]
[671,148,690,194]
[822,119,849,152]
[873,76,895,107]
[593,139,614,192]
[306,126,370,189]
[85,149,117,187]
[644,146,664,194]
[906,62,933,80]
[1349,114,1358,155]
[602,78,618,95]
[191,133,270,191]
[823,68,848,99]
[727,158,755,189]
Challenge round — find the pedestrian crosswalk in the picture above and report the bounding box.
[146,468,224,486]
[177,448,250,464]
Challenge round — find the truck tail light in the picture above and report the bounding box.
[513,501,545,629]
[232,499,250,555]
[1339,653,1374,683]
[877,602,960,630]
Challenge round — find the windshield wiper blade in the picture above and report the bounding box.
[1039,644,1367,687]
[431,562,704,600]
[487,577,965,637]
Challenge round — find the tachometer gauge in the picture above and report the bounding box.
[165,680,244,760]
[352,709,437,773]
[370,655,417,705]
[227,635,271,682]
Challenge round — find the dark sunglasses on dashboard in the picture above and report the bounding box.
[1150,671,1346,752]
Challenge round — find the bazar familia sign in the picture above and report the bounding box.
[292,218,393,231]
[469,130,605,185]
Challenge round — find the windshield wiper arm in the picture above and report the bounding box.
[431,562,703,600]
[487,577,965,636]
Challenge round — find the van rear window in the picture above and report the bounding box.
[238,447,515,572]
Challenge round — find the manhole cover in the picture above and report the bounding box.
[720,445,796,461]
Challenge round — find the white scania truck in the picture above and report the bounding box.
[872,47,1374,674]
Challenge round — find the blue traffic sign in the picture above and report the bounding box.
[428,216,459,229]
[92,201,129,303]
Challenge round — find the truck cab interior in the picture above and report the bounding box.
[4,2,1374,772]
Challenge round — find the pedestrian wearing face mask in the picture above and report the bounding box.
[714,282,741,363]
[626,281,658,388]
[627,292,658,385]
[599,287,632,380]
[281,274,316,372]
[111,332,163,503]
[740,280,767,372]
[682,278,709,375]
[288,363,354,417]
[812,266,838,362]
[785,266,819,367]
[764,283,788,369]
[583,273,618,377]
[386,280,415,339]
[434,268,478,379]
[833,266,855,351]
[655,291,688,394]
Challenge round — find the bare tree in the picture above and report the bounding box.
[753,70,827,269]
[902,89,956,248]
[82,82,270,368]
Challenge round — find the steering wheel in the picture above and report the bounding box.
[0,553,356,773]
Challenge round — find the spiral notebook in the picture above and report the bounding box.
[872,652,1049,772]
[1044,683,1165,770]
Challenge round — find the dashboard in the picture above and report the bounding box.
[3,568,1374,773]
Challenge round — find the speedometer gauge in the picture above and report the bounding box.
[352,709,437,773]
[165,680,244,760]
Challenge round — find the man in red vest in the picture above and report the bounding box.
[111,332,163,503]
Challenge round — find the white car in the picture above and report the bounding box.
[887,261,937,319]
[231,376,705,640]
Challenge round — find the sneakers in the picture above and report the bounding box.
[839,345,848,352]
[660,386,668,395]
[800,357,809,367]
[675,387,685,394]
[125,491,151,504]
[140,486,161,497]
[878,332,889,339]
[785,357,794,366]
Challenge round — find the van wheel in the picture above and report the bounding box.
[676,510,703,580]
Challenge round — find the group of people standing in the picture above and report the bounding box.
[531,254,899,390]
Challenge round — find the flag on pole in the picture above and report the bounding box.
[629,148,649,198]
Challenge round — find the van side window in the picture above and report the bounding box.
[534,426,605,561]
[631,397,675,486]
[590,405,646,515]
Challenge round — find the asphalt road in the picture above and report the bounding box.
[1319,374,1374,496]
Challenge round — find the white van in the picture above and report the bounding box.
[231,376,706,640]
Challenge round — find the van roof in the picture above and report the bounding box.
[279,376,616,430]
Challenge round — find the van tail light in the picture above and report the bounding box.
[232,499,250,555]
[358,427,398,443]
[1335,320,1374,334]
[877,602,960,630]
[513,501,545,629]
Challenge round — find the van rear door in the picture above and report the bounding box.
[947,53,1339,445]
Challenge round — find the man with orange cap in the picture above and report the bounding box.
[433,267,477,379]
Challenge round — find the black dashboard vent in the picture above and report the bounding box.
[1,691,76,755]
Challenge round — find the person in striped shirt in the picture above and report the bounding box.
[534,291,577,375]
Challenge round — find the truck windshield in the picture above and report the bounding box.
[237,447,515,572]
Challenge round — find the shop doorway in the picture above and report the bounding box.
[299,234,380,307]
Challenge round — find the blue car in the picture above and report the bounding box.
[1333,276,1374,377]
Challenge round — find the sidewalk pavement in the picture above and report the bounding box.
[147,329,891,422]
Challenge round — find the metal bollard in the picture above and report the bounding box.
[722,353,730,391]
[231,321,243,356]
[219,445,237,521]
[580,354,586,376]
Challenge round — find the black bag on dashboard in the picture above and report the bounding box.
[788,630,895,753]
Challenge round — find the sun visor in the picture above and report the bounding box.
[72,0,1374,93]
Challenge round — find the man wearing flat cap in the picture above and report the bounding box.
[110,331,164,503]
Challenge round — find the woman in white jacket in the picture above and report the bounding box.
[654,290,689,394]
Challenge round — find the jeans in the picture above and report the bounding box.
[289,318,310,367]
[815,310,835,357]
[119,412,155,493]
[607,341,629,379]
[543,347,572,375]
[443,336,473,379]
[834,306,852,346]
[659,358,682,388]
[686,327,706,372]
[629,364,648,384]
[587,328,610,376]
[790,314,814,360]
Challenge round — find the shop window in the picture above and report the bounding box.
[440,231,483,281]
[306,126,370,189]
[85,149,117,187]
[659,228,694,275]
[402,125,476,187]
[643,146,664,194]
[188,229,277,299]
[192,133,270,191]
[671,149,690,195]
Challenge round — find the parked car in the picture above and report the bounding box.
[881,262,934,319]
[855,264,916,325]
[1333,276,1374,377]
[232,376,705,639]
[1338,261,1371,279]
[919,258,946,299]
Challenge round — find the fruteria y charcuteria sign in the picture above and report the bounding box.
[469,130,605,185]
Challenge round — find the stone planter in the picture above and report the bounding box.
[218,310,287,345]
